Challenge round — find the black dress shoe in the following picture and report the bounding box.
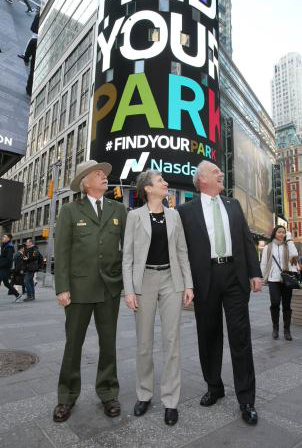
[103,399,121,417]
[164,408,178,426]
[240,404,258,425]
[200,390,225,407]
[53,403,74,423]
[134,400,151,416]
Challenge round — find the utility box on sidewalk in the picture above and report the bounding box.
[292,289,302,325]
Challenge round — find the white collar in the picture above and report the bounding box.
[200,192,220,205]
[87,194,103,205]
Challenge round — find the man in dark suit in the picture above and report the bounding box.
[53,160,127,423]
[178,161,262,425]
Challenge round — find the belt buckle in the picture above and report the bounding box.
[217,257,224,264]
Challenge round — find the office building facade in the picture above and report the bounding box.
[218,0,232,56]
[271,52,302,138]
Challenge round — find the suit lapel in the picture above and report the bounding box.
[164,206,173,240]
[191,197,211,244]
[79,196,99,226]
[139,204,151,238]
[99,197,115,231]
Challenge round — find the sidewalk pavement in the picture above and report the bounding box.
[0,284,302,448]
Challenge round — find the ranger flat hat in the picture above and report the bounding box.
[70,160,112,192]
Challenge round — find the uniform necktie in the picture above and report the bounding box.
[211,196,226,257]
[96,199,102,221]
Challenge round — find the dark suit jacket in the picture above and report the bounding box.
[178,196,262,299]
[55,196,127,303]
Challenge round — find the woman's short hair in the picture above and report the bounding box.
[270,225,286,242]
[136,170,161,201]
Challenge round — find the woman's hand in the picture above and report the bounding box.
[125,293,138,311]
[183,288,194,307]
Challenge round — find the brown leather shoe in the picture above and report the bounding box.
[103,399,121,417]
[53,403,74,423]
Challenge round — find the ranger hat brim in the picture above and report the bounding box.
[70,160,112,192]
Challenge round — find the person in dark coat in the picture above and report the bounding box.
[178,161,263,426]
[24,238,40,301]
[0,234,22,302]
[10,244,27,296]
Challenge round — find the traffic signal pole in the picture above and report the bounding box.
[43,160,61,287]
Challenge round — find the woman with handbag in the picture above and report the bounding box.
[122,170,194,426]
[261,225,298,341]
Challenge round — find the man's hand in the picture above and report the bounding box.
[183,288,194,307]
[57,291,71,307]
[250,277,263,292]
[125,293,138,311]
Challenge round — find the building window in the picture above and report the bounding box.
[64,131,74,187]
[171,61,181,75]
[57,139,64,160]
[148,28,160,42]
[23,212,29,230]
[35,87,46,118]
[76,122,87,166]
[180,33,190,47]
[43,110,51,145]
[36,117,44,152]
[48,68,61,104]
[64,31,93,86]
[30,124,37,156]
[159,0,169,12]
[31,158,40,202]
[29,210,35,229]
[59,92,68,132]
[38,152,47,199]
[50,101,59,139]
[80,69,90,115]
[36,207,42,227]
[43,204,50,225]
[69,81,78,124]
[62,196,70,206]
[25,164,33,205]
[134,61,144,73]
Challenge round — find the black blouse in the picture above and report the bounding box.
[146,212,170,265]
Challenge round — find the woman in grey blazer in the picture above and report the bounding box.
[123,170,194,426]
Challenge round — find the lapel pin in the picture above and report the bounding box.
[113,218,119,225]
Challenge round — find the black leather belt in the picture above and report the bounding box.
[146,264,170,271]
[211,256,234,265]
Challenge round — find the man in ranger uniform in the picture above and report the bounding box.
[53,160,127,423]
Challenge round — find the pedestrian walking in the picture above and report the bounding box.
[0,234,22,302]
[178,160,263,425]
[122,170,193,426]
[24,238,41,301]
[10,244,27,297]
[53,160,127,423]
[260,226,298,341]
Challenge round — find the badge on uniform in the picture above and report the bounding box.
[77,220,87,226]
[113,218,119,225]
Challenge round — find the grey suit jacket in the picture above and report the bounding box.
[122,204,193,295]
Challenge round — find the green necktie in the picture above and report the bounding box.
[96,200,102,222]
[211,196,226,257]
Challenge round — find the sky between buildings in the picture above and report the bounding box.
[231,0,302,117]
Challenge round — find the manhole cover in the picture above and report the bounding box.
[0,350,39,377]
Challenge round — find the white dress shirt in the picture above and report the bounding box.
[87,194,103,217]
[200,193,232,258]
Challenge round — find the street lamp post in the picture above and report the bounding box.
[43,160,61,287]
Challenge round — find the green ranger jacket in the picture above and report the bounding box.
[54,196,127,303]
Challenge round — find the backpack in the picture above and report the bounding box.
[37,251,45,271]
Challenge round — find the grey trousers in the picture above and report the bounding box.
[135,268,182,408]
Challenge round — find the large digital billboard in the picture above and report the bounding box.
[91,0,221,190]
[0,1,33,174]
[0,178,23,221]
[233,121,274,237]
